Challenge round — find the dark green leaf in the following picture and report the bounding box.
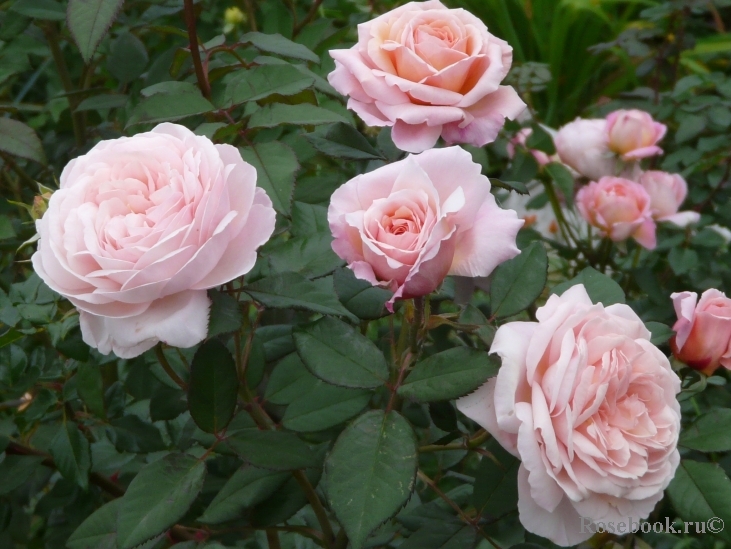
[472,439,519,517]
[251,467,321,527]
[223,64,314,107]
[50,421,90,490]
[294,316,388,389]
[149,385,187,422]
[525,125,556,154]
[490,241,548,318]
[67,0,124,62]
[305,123,383,160]
[646,321,674,345]
[324,410,418,549]
[207,290,243,337]
[0,118,46,164]
[291,201,328,236]
[107,32,148,85]
[265,353,319,405]
[76,362,105,418]
[333,267,391,320]
[117,453,206,549]
[490,179,529,195]
[249,103,348,129]
[0,455,46,494]
[241,32,319,63]
[399,522,477,549]
[551,267,625,305]
[399,348,498,403]
[10,0,65,19]
[239,141,298,215]
[225,430,319,470]
[198,466,288,524]
[75,94,127,112]
[268,232,343,279]
[545,162,575,207]
[680,409,731,452]
[67,498,119,549]
[188,339,238,434]
[127,84,214,127]
[675,114,706,144]
[282,382,371,432]
[108,415,166,453]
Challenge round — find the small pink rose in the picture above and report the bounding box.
[606,109,666,161]
[32,123,276,358]
[576,176,657,249]
[554,118,616,181]
[638,170,700,227]
[457,284,681,546]
[671,289,731,375]
[327,0,526,153]
[328,146,523,310]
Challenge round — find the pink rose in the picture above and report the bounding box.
[606,109,666,161]
[507,128,554,166]
[328,146,523,309]
[457,284,681,546]
[638,170,700,227]
[327,0,526,153]
[32,123,276,358]
[576,176,657,249]
[554,118,616,181]
[671,289,731,376]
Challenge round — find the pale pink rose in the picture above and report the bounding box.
[328,146,523,309]
[327,0,526,153]
[576,176,657,249]
[554,118,616,181]
[606,109,666,161]
[457,284,681,546]
[507,128,554,166]
[638,170,700,227]
[32,123,276,358]
[671,289,731,376]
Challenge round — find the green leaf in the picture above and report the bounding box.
[239,141,298,215]
[50,421,91,490]
[267,232,344,279]
[282,382,371,432]
[67,0,124,62]
[675,114,706,144]
[680,408,731,452]
[127,84,214,127]
[149,385,187,422]
[0,118,46,164]
[207,290,243,337]
[241,32,319,63]
[291,202,328,236]
[305,123,384,160]
[188,339,239,434]
[398,348,499,403]
[294,316,388,389]
[251,466,321,527]
[490,179,529,195]
[225,430,319,470]
[0,455,46,494]
[324,410,418,549]
[198,466,288,524]
[646,321,674,345]
[472,439,519,516]
[490,241,548,318]
[75,94,127,112]
[223,64,314,107]
[667,460,731,541]
[76,361,105,418]
[117,453,206,549]
[108,415,166,453]
[249,103,348,129]
[264,353,319,406]
[245,273,357,321]
[107,32,148,85]
[545,162,575,207]
[551,267,625,305]
[10,0,65,19]
[67,498,120,549]
[525,124,556,155]
[398,523,477,549]
[333,267,391,320]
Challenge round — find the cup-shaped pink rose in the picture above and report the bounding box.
[327,0,526,153]
[638,170,700,227]
[32,123,276,358]
[328,146,523,309]
[606,109,666,161]
[507,128,553,166]
[670,289,731,376]
[554,118,616,181]
[457,284,681,546]
[576,176,657,249]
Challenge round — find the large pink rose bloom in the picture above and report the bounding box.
[638,170,700,227]
[554,118,616,181]
[671,289,731,376]
[327,0,526,153]
[32,123,276,358]
[576,176,657,249]
[328,146,523,309]
[457,285,681,546]
[606,109,666,161]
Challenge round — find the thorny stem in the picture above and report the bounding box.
[183,0,211,99]
[266,529,282,549]
[155,343,188,391]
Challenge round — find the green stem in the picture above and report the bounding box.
[292,470,334,549]
[155,344,188,391]
[542,177,574,244]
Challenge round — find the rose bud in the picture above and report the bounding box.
[606,109,666,161]
[638,170,700,227]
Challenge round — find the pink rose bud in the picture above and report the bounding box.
[457,284,681,546]
[32,123,276,358]
[606,109,666,161]
[507,128,552,166]
[638,170,700,227]
[554,118,616,181]
[327,0,526,153]
[576,176,657,249]
[328,147,523,310]
[671,289,731,375]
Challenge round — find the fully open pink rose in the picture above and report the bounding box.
[554,119,616,181]
[328,146,523,309]
[32,123,276,358]
[671,289,731,375]
[638,170,700,227]
[576,176,656,249]
[606,109,666,161]
[327,0,526,153]
[457,285,681,546]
